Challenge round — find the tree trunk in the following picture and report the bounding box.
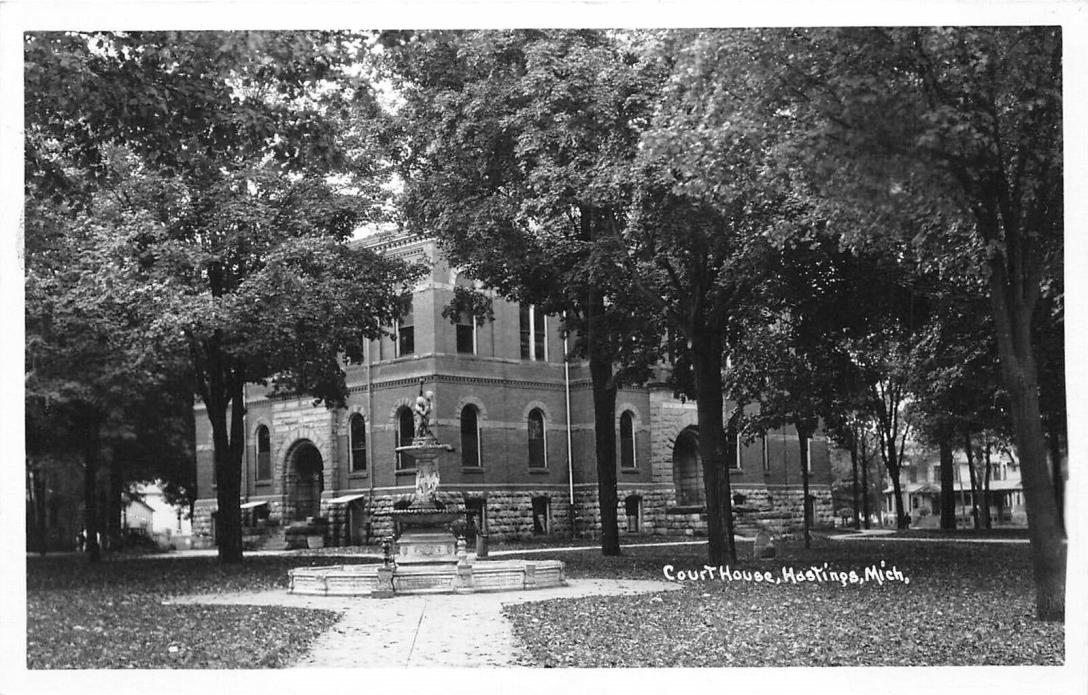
[691,329,736,565]
[581,207,621,555]
[982,439,993,530]
[1046,423,1064,533]
[82,416,101,563]
[27,466,47,554]
[986,241,1065,620]
[797,422,813,549]
[938,427,956,530]
[965,432,980,530]
[888,466,907,530]
[873,389,908,529]
[849,428,860,530]
[108,460,123,548]
[589,352,620,556]
[860,433,871,530]
[207,362,247,564]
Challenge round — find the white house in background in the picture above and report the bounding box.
[882,451,1026,527]
[122,496,154,532]
[130,483,193,537]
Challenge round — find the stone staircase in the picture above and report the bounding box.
[242,525,288,551]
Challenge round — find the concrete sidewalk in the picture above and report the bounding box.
[169,578,679,667]
[829,532,1029,544]
[144,538,717,561]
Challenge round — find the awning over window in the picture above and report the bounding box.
[328,493,368,505]
[240,500,269,510]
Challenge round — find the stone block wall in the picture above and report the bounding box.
[193,482,831,543]
[193,483,834,543]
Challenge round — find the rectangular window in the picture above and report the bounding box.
[456,311,476,354]
[531,497,550,535]
[465,498,487,535]
[519,304,531,359]
[533,306,545,360]
[396,301,415,357]
[519,304,546,361]
[932,464,941,482]
[625,497,641,533]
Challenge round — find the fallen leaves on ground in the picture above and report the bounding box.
[27,555,378,669]
[502,541,1064,667]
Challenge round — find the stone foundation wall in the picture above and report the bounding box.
[192,496,288,539]
[192,484,834,545]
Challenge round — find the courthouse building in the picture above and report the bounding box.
[191,231,835,544]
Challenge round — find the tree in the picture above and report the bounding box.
[623,30,817,565]
[382,29,667,555]
[726,236,878,546]
[24,183,192,560]
[762,27,1064,619]
[25,31,418,562]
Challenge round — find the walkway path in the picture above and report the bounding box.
[169,578,679,667]
[827,529,1030,544]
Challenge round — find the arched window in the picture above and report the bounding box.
[619,411,636,469]
[256,425,271,480]
[350,413,367,472]
[396,406,415,470]
[461,405,481,468]
[527,408,547,469]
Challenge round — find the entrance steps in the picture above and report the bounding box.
[242,525,289,551]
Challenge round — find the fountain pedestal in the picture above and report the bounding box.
[287,386,565,597]
[391,440,459,564]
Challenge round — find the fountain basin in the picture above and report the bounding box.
[288,558,565,596]
[390,508,462,527]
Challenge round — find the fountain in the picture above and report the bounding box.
[288,382,565,597]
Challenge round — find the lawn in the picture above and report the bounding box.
[26,554,378,668]
[501,539,1064,667]
[26,537,1064,669]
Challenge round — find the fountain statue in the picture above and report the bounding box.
[388,384,460,566]
[288,379,565,597]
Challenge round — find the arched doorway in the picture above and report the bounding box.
[286,441,324,521]
[673,427,704,506]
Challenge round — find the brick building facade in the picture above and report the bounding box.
[191,232,834,544]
